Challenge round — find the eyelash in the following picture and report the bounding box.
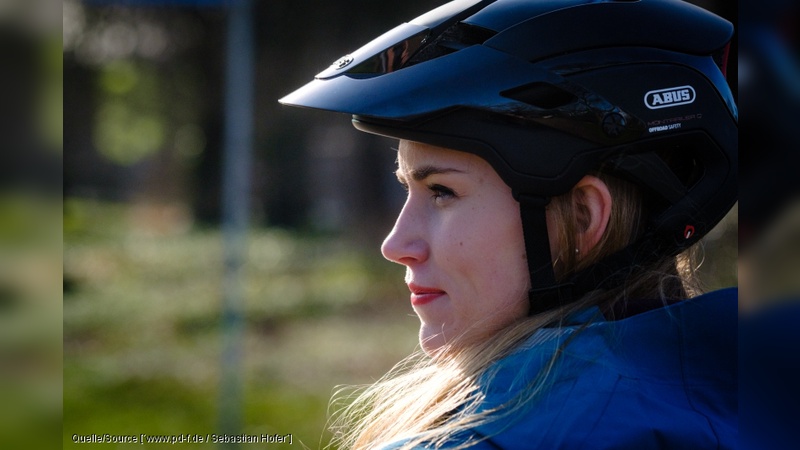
[429,184,456,201]
[398,181,457,203]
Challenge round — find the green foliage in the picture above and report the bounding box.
[0,193,62,450]
[38,34,63,152]
[63,198,416,449]
[93,60,166,165]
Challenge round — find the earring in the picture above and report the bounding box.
[574,248,580,254]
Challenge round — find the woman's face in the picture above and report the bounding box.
[381,140,531,354]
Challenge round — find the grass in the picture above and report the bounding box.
[63,198,418,449]
[0,193,61,449]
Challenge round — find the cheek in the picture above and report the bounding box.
[442,220,529,343]
[482,246,529,309]
[449,204,529,305]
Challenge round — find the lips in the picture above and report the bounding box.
[408,283,446,306]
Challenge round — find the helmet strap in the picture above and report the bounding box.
[517,194,576,315]
[518,189,668,316]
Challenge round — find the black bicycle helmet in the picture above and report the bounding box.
[280,0,738,314]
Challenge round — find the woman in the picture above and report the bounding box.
[281,0,737,448]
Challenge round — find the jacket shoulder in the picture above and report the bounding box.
[473,289,738,449]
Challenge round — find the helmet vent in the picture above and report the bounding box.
[604,143,705,206]
[407,22,496,67]
[501,82,577,109]
[654,147,704,190]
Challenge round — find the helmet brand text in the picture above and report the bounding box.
[644,85,696,109]
[646,113,702,134]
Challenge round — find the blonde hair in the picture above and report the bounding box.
[327,173,701,450]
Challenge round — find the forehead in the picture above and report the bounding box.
[397,140,484,172]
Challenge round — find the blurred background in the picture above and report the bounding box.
[0,0,752,449]
[738,0,800,449]
[59,0,739,449]
[0,0,62,449]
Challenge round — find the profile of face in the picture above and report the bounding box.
[381,140,532,354]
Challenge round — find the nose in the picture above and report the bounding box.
[381,199,429,266]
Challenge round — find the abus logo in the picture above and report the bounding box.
[644,85,696,109]
[332,54,354,70]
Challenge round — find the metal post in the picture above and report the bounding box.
[219,0,253,447]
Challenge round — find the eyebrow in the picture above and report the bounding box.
[396,165,466,182]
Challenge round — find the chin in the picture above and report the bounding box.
[419,326,449,356]
[420,323,476,357]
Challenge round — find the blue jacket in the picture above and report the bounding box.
[396,288,738,449]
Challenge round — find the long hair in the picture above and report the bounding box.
[327,173,702,450]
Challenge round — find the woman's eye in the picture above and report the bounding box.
[429,184,456,201]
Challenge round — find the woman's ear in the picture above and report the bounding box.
[572,175,612,255]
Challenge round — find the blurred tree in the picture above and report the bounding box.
[64,0,221,209]
[0,25,61,193]
[64,0,436,236]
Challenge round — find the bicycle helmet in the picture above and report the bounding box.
[280,0,738,314]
